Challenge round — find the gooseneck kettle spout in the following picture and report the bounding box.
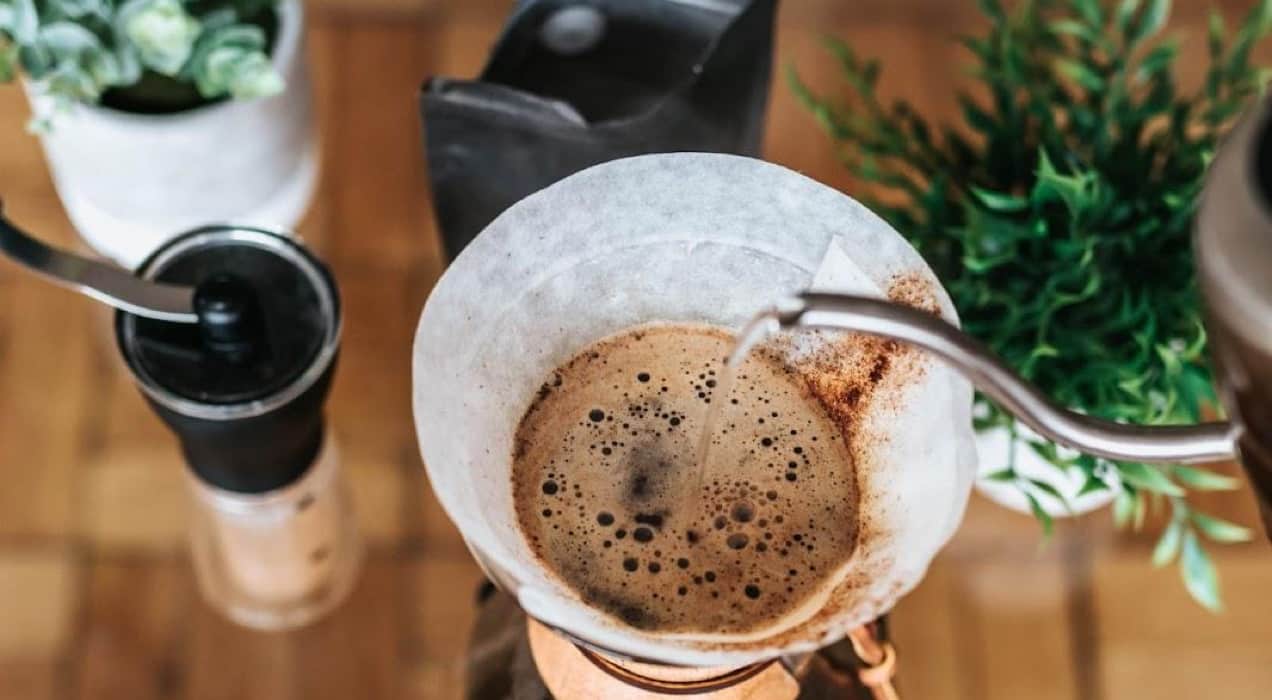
[746,293,1239,465]
[747,92,1272,537]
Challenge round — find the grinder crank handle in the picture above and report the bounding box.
[0,203,267,362]
[0,200,198,323]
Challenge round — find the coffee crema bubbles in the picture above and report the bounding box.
[512,324,859,635]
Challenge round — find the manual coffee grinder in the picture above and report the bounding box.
[0,211,360,630]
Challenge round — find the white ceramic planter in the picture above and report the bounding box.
[25,0,317,269]
[974,421,1121,517]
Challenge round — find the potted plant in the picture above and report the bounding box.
[0,0,316,268]
[792,0,1271,609]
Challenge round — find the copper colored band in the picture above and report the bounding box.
[576,645,778,695]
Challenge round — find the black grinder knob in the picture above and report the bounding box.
[195,274,267,365]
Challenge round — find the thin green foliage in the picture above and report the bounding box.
[791,0,1269,610]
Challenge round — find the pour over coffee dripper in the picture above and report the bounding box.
[412,152,978,669]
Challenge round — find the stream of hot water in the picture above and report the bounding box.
[691,311,784,499]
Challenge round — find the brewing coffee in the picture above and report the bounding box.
[512,323,858,635]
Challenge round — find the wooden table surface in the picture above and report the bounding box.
[2,1,1271,698]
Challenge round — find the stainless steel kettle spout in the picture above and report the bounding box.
[749,292,1239,465]
[742,93,1272,536]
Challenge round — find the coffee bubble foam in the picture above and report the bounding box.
[512,324,859,635]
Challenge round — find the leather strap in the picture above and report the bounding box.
[846,623,900,700]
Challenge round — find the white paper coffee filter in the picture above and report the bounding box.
[413,153,976,667]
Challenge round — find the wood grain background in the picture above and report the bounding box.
[1,1,1271,698]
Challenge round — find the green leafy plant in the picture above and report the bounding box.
[791,0,1271,610]
[0,0,284,129]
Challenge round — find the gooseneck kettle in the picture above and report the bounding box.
[754,95,1272,536]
